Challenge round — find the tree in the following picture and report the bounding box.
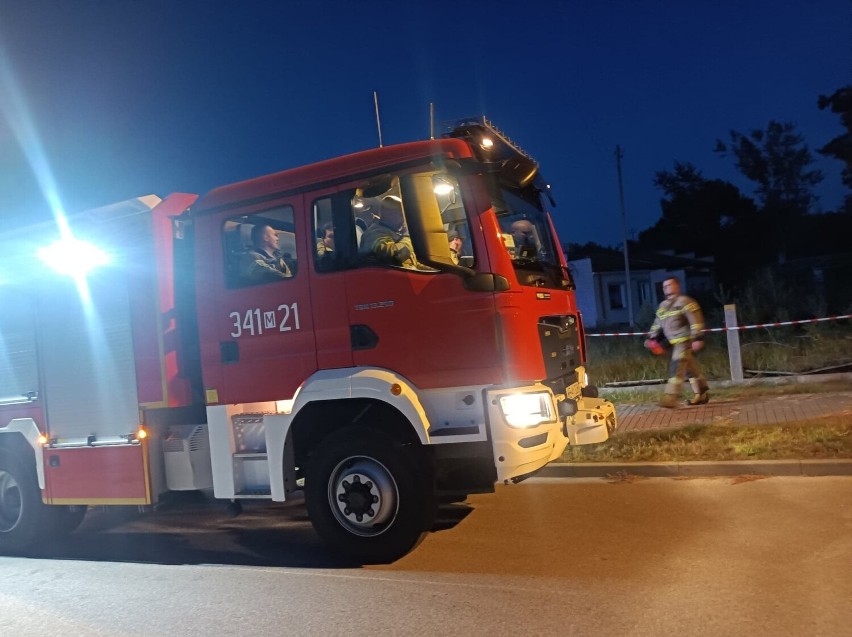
[642,162,757,253]
[563,241,620,260]
[714,121,823,215]
[639,162,760,288]
[817,85,852,213]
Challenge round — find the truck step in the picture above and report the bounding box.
[234,488,272,498]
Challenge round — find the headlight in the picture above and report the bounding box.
[499,391,555,428]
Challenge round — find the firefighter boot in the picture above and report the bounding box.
[686,379,710,406]
[659,394,679,409]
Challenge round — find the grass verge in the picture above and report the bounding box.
[561,417,852,463]
[561,382,852,463]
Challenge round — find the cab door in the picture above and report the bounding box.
[343,266,500,389]
[341,169,502,390]
[196,196,317,405]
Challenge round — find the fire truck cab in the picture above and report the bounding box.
[0,118,616,563]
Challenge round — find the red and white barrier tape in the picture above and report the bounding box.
[586,313,852,337]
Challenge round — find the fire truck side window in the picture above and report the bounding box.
[314,170,473,273]
[351,172,448,272]
[353,176,424,270]
[312,196,338,273]
[223,206,297,288]
[310,191,362,273]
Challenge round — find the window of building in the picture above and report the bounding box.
[608,282,625,309]
[637,281,653,306]
[223,206,296,288]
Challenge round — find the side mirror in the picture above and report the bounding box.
[401,173,473,277]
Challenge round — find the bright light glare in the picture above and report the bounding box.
[433,181,454,196]
[1,50,68,233]
[37,238,110,277]
[480,137,494,150]
[500,391,554,428]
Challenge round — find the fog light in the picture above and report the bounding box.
[499,391,555,428]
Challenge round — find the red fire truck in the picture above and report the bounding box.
[0,118,616,563]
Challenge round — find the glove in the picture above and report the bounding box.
[644,338,665,356]
[394,245,411,263]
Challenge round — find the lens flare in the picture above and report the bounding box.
[37,238,110,277]
[1,51,111,303]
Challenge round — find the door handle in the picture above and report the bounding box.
[350,325,379,350]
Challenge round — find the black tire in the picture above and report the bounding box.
[0,449,50,554]
[581,384,600,398]
[305,427,435,564]
[45,505,87,537]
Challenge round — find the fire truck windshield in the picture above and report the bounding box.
[492,184,573,290]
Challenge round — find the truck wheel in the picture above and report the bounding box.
[0,450,48,554]
[305,427,433,564]
[46,505,87,537]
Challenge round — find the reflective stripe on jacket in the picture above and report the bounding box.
[649,295,704,345]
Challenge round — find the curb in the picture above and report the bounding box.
[538,459,852,479]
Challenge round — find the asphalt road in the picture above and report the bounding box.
[1,477,850,636]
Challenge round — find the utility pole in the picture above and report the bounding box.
[373,91,383,148]
[615,145,635,327]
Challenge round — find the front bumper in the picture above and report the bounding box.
[486,383,619,483]
[487,384,570,483]
[566,396,618,446]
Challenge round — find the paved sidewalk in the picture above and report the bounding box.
[616,390,852,433]
[541,383,852,479]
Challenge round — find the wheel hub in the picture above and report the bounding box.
[337,474,379,522]
[329,457,399,537]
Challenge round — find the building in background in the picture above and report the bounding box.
[568,250,714,328]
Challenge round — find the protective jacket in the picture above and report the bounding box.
[649,294,704,345]
[240,248,292,282]
[359,222,418,269]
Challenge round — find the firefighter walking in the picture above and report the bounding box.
[645,276,710,408]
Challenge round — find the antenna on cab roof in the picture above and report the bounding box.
[430,102,435,140]
[373,91,383,148]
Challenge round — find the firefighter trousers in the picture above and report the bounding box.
[665,341,709,397]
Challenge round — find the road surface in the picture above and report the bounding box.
[1,477,850,636]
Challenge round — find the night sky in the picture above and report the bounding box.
[1,1,849,247]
